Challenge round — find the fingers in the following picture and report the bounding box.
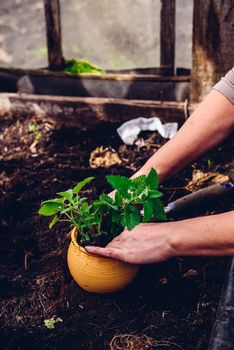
[85,246,126,262]
[107,229,130,244]
[108,190,116,200]
[66,231,71,239]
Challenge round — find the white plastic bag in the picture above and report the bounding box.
[117,117,178,145]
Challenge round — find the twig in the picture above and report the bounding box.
[162,187,186,190]
[24,251,32,270]
[113,302,121,312]
[0,301,11,318]
[153,340,185,349]
[168,190,176,202]
[38,293,46,312]
[109,333,185,350]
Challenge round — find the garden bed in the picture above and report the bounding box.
[0,112,233,350]
[0,67,189,102]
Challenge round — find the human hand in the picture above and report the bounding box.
[85,222,176,264]
[108,190,116,200]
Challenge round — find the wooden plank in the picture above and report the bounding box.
[44,0,63,70]
[0,67,190,102]
[160,0,176,71]
[106,67,175,76]
[0,67,190,82]
[191,0,234,102]
[0,93,197,129]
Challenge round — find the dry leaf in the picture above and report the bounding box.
[89,146,122,168]
[186,170,229,192]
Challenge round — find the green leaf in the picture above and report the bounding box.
[119,190,131,199]
[99,194,118,210]
[60,206,73,214]
[80,202,89,212]
[79,197,88,204]
[112,212,121,224]
[44,316,63,329]
[115,191,122,206]
[135,183,146,196]
[73,177,94,194]
[39,202,61,216]
[120,215,126,228]
[152,199,166,220]
[148,190,163,199]
[106,175,131,192]
[49,215,59,229]
[130,175,146,189]
[58,189,73,200]
[125,205,141,231]
[28,122,37,133]
[127,212,141,231]
[42,198,64,204]
[143,201,154,222]
[146,168,159,190]
[92,200,102,207]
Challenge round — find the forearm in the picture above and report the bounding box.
[85,211,234,264]
[133,90,234,182]
[170,211,234,257]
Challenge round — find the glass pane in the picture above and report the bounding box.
[61,0,160,70]
[175,0,193,69]
[0,0,47,68]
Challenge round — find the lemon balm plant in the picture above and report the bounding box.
[38,168,166,247]
[39,168,166,293]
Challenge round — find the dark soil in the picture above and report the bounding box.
[0,115,233,350]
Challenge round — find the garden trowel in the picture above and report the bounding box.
[165,169,234,216]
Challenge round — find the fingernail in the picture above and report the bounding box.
[84,246,93,252]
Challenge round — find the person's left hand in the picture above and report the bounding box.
[85,222,176,264]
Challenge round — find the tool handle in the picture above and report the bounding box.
[165,182,234,215]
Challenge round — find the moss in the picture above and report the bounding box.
[64,58,104,74]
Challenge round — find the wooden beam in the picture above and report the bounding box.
[191,0,234,102]
[0,67,190,102]
[44,0,63,70]
[0,66,190,82]
[0,93,197,129]
[160,0,176,72]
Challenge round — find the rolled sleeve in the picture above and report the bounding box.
[213,67,234,104]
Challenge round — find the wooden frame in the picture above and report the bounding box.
[0,67,190,101]
[43,0,178,75]
[160,0,176,72]
[0,93,196,128]
[191,0,234,102]
[44,0,63,70]
[1,1,233,104]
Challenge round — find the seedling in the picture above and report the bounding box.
[44,316,63,329]
[207,159,213,170]
[39,168,166,246]
[28,122,42,142]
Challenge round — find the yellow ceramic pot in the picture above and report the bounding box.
[67,228,139,293]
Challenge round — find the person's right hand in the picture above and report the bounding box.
[85,222,176,264]
[85,211,234,263]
